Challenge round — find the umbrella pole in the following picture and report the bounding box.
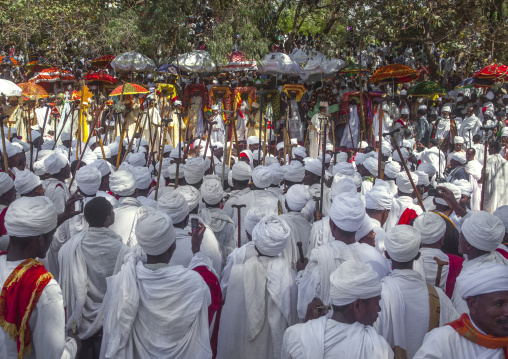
[0,120,9,175]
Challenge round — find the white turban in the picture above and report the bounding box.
[354,153,367,166]
[331,177,357,200]
[413,212,446,244]
[93,146,111,159]
[329,193,365,232]
[252,166,273,189]
[461,211,505,252]
[252,215,290,256]
[486,91,495,100]
[31,130,41,141]
[501,127,508,138]
[276,142,284,151]
[247,136,259,145]
[0,173,14,196]
[174,100,182,106]
[158,192,189,224]
[385,225,421,262]
[381,141,392,157]
[452,152,466,164]
[90,159,111,177]
[454,136,464,144]
[264,156,278,166]
[434,182,461,206]
[131,166,152,190]
[244,207,268,236]
[184,157,206,184]
[396,171,418,194]
[365,185,392,210]
[417,162,436,181]
[355,216,374,241]
[456,263,508,300]
[174,185,200,211]
[333,162,355,177]
[201,178,224,205]
[358,141,369,149]
[452,179,473,197]
[284,161,305,182]
[44,153,69,175]
[401,108,409,115]
[442,105,451,112]
[232,161,252,181]
[5,196,57,237]
[167,163,184,179]
[41,140,55,151]
[493,206,508,233]
[109,170,137,197]
[170,148,183,160]
[292,147,307,158]
[329,261,382,306]
[33,161,46,176]
[215,162,230,182]
[419,104,427,110]
[305,159,322,177]
[353,172,362,188]
[126,152,146,167]
[363,157,378,176]
[384,161,401,179]
[414,170,429,187]
[335,152,348,163]
[392,148,409,163]
[286,184,311,211]
[269,163,284,185]
[75,166,102,195]
[318,154,331,164]
[136,208,176,256]
[107,142,119,156]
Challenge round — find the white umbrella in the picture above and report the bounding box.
[0,79,22,97]
[299,56,346,80]
[258,53,300,75]
[173,50,216,73]
[290,48,324,65]
[111,52,156,72]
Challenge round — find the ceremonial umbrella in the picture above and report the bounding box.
[455,77,494,89]
[407,81,447,97]
[111,52,156,72]
[338,64,370,75]
[91,55,115,69]
[299,56,346,80]
[369,64,418,84]
[258,52,300,76]
[290,48,323,65]
[172,50,216,73]
[109,83,150,96]
[472,63,508,80]
[0,56,19,66]
[0,80,22,97]
[29,67,76,84]
[221,51,257,72]
[26,61,53,74]
[84,71,119,85]
[17,82,49,99]
[156,64,189,76]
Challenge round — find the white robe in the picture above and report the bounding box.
[0,256,78,359]
[413,247,450,293]
[339,105,360,148]
[282,317,394,359]
[109,197,142,247]
[396,195,423,220]
[279,212,312,270]
[465,159,483,212]
[418,147,446,179]
[44,178,70,214]
[483,154,508,213]
[199,207,236,269]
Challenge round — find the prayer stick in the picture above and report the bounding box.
[232,204,246,248]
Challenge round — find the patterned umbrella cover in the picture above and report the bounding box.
[109,83,150,96]
[0,56,19,66]
[0,80,22,97]
[369,64,418,84]
[473,64,508,80]
[29,67,76,84]
[407,81,447,97]
[91,55,115,69]
[111,52,156,72]
[84,71,119,85]
[17,82,49,99]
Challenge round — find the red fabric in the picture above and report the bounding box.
[395,119,406,127]
[397,208,418,225]
[192,266,222,359]
[445,254,464,299]
[0,207,8,236]
[496,248,508,260]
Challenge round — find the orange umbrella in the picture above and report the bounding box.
[370,64,418,84]
[109,83,149,96]
[29,67,76,84]
[0,56,19,66]
[17,82,49,99]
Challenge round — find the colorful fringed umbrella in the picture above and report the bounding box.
[25,60,53,74]
[407,81,447,97]
[221,51,257,72]
[84,71,119,85]
[29,67,76,84]
[369,64,418,84]
[455,77,494,89]
[17,82,49,99]
[91,55,115,69]
[338,64,370,75]
[0,56,19,66]
[109,83,149,96]
[473,64,508,80]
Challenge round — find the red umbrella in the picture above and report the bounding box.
[473,63,508,80]
[221,51,257,72]
[29,67,76,84]
[109,83,149,96]
[91,55,115,69]
[84,70,119,85]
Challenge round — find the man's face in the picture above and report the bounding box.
[443,111,450,118]
[38,99,45,107]
[28,184,45,197]
[467,107,474,117]
[458,233,469,255]
[450,159,460,169]
[303,170,317,186]
[466,149,475,162]
[502,136,508,147]
[401,114,408,120]
[355,296,382,326]
[359,230,376,247]
[56,98,63,106]
[249,143,259,152]
[468,291,508,337]
[9,98,18,106]
[454,143,463,152]
[63,164,71,179]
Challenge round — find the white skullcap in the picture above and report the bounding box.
[335,152,348,163]
[286,184,311,211]
[44,153,68,175]
[452,152,466,164]
[392,148,409,163]
[201,178,224,205]
[131,166,152,190]
[264,156,278,166]
[493,206,508,233]
[126,152,146,167]
[456,263,508,300]
[284,161,305,182]
[417,162,436,181]
[384,161,400,179]
[244,207,268,236]
[401,108,409,115]
[318,154,331,164]
[454,136,464,144]
[452,179,473,197]
[331,177,357,199]
[293,146,307,158]
[75,166,102,195]
[396,171,418,194]
[365,185,392,210]
[232,161,252,181]
[354,152,367,166]
[269,163,284,185]
[329,261,382,306]
[0,173,14,196]
[276,142,284,151]
[419,104,427,110]
[167,163,184,179]
[434,182,461,206]
[252,165,273,189]
[329,193,365,232]
[363,157,378,176]
[252,214,290,256]
[333,162,355,177]
[355,216,374,241]
[108,142,119,156]
[461,211,505,252]
[184,157,206,184]
[485,110,494,118]
[305,159,322,177]
[442,105,451,112]
[174,100,182,106]
[413,212,446,244]
[41,141,55,150]
[90,159,111,177]
[414,170,429,187]
[33,161,46,176]
[158,191,189,224]
[174,185,200,211]
[5,196,57,237]
[93,146,111,159]
[247,136,259,145]
[61,132,72,141]
[486,91,495,100]
[136,208,176,256]
[385,225,421,262]
[109,170,137,197]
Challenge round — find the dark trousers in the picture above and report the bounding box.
[78,328,102,359]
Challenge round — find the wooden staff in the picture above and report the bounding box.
[232,204,246,247]
[96,127,106,159]
[313,195,321,221]
[52,103,75,149]
[297,242,305,263]
[0,116,9,174]
[378,105,384,178]
[121,111,144,163]
[257,91,267,163]
[154,119,171,201]
[175,112,183,187]
[68,106,76,163]
[319,114,328,215]
[434,256,448,287]
[202,121,213,160]
[480,127,492,210]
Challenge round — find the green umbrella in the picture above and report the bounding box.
[407,81,447,97]
[338,64,370,76]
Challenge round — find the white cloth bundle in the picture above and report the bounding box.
[461,211,505,252]
[392,148,409,163]
[269,163,285,185]
[354,216,374,241]
[452,152,466,164]
[5,196,58,236]
[232,161,252,181]
[252,165,273,189]
[456,262,508,300]
[384,225,421,262]
[0,172,14,196]
[417,162,436,181]
[126,152,146,167]
[329,193,365,232]
[284,161,305,182]
[136,207,176,256]
[174,185,200,211]
[363,157,378,176]
[493,206,508,233]
[75,166,102,195]
[384,161,400,179]
[332,162,355,177]
[44,153,68,175]
[414,170,429,187]
[293,146,307,158]
[89,159,111,177]
[452,179,473,197]
[252,214,291,256]
[158,191,189,224]
[131,166,152,190]
[365,184,392,210]
[329,261,382,306]
[93,146,111,159]
[395,171,418,194]
[305,159,322,177]
[286,184,311,211]
[200,178,224,205]
[184,157,206,184]
[109,169,137,197]
[413,212,446,244]
[244,207,269,236]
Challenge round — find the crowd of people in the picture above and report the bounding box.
[1,35,508,359]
